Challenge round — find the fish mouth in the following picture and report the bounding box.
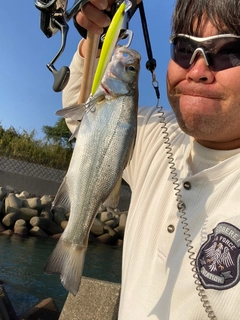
[101,83,111,95]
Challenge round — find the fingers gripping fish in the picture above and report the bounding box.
[44,46,141,296]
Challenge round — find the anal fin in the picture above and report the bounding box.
[52,177,71,212]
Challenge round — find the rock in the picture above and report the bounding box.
[98,211,114,223]
[51,233,62,239]
[14,219,28,236]
[114,226,125,239]
[40,210,53,220]
[0,187,8,201]
[30,217,63,235]
[0,185,129,243]
[0,281,17,320]
[59,221,68,229]
[103,225,118,237]
[53,210,67,228]
[104,218,119,229]
[0,201,3,215]
[97,233,114,244]
[0,294,11,320]
[116,239,123,246]
[119,212,127,227]
[107,207,120,215]
[1,229,14,236]
[4,205,19,216]
[23,197,42,212]
[14,219,26,227]
[40,195,52,211]
[5,193,22,211]
[14,226,28,237]
[103,225,118,243]
[113,212,120,218]
[52,205,68,216]
[17,191,30,199]
[90,218,104,236]
[88,233,101,243]
[20,208,38,221]
[19,297,60,320]
[29,226,48,237]
[2,211,21,228]
[0,221,6,233]
[65,212,70,220]
[2,207,38,228]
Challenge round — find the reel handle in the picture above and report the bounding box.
[47,64,70,92]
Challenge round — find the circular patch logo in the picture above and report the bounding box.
[196,222,240,290]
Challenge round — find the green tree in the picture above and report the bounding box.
[42,117,74,149]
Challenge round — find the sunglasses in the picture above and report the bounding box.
[170,34,240,71]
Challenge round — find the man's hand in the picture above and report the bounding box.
[75,0,142,35]
[75,0,116,35]
[75,0,142,57]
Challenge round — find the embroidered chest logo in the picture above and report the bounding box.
[196,222,240,290]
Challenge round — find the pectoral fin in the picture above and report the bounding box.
[56,95,104,121]
[56,104,86,121]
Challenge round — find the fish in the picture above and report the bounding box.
[44,45,141,296]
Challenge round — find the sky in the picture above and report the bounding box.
[0,1,175,139]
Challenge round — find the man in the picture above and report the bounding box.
[62,0,240,318]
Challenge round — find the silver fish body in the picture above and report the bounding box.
[44,46,141,296]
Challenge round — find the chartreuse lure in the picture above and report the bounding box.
[91,1,131,96]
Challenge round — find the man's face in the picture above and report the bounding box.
[167,19,240,150]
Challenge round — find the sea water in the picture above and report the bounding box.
[0,234,122,316]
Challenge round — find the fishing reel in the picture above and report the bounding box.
[35,0,138,92]
[35,0,88,92]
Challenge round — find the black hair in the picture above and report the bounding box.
[172,0,240,35]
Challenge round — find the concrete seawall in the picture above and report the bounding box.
[0,157,65,196]
[0,278,121,320]
[60,277,121,320]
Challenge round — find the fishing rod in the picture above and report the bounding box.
[34,0,138,92]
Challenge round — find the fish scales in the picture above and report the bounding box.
[44,46,141,296]
[63,95,136,242]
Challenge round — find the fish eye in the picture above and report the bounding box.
[127,65,136,72]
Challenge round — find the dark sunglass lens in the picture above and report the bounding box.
[171,37,195,69]
[209,39,240,71]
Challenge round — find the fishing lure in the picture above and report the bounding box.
[91,0,133,96]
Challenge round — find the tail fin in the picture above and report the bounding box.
[44,238,87,296]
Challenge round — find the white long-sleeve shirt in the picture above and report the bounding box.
[63,44,240,319]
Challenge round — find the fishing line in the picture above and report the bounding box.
[138,2,217,318]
